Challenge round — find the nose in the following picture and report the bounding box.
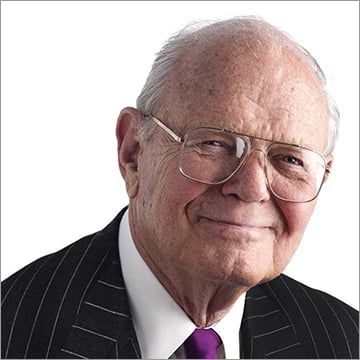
[221,149,271,202]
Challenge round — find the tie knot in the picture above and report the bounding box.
[184,328,222,359]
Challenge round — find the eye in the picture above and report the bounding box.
[199,140,235,155]
[280,155,304,167]
[203,140,225,147]
[268,145,306,170]
[184,129,238,156]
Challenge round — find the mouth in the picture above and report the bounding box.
[199,216,270,233]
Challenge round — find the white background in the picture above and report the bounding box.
[1,1,358,309]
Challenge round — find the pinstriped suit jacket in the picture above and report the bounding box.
[2,208,359,359]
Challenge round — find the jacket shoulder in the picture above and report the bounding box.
[261,274,359,358]
[1,210,124,359]
[2,210,122,298]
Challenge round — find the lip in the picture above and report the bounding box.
[200,216,270,232]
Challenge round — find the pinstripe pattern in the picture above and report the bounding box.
[298,282,336,357]
[75,250,111,316]
[241,285,304,358]
[241,274,359,358]
[4,254,56,358]
[45,237,98,358]
[2,208,359,358]
[23,248,74,358]
[1,209,139,359]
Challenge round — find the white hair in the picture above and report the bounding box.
[136,16,339,155]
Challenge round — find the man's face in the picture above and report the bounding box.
[123,42,331,291]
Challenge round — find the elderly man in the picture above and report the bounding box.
[2,16,358,359]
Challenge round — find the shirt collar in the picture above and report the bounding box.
[119,209,245,358]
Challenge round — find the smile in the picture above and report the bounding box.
[199,216,270,233]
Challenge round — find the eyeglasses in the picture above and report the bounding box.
[145,115,331,203]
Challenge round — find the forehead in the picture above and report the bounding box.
[161,36,329,152]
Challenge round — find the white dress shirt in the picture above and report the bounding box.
[119,210,245,359]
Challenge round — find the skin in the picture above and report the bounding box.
[116,30,333,327]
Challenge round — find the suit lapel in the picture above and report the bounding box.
[241,280,306,358]
[60,209,141,359]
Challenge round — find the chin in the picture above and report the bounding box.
[225,266,283,289]
[195,264,272,289]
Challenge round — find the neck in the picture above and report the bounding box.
[137,244,248,327]
[163,271,247,327]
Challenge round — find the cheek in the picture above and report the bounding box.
[137,148,207,226]
[273,200,316,262]
[280,201,315,237]
[134,153,210,267]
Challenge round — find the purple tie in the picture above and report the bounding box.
[184,328,222,359]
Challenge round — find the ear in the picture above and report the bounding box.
[116,107,142,198]
[323,154,334,183]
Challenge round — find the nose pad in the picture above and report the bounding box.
[221,149,271,202]
[241,148,267,168]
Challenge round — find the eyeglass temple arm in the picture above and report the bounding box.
[148,115,183,143]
